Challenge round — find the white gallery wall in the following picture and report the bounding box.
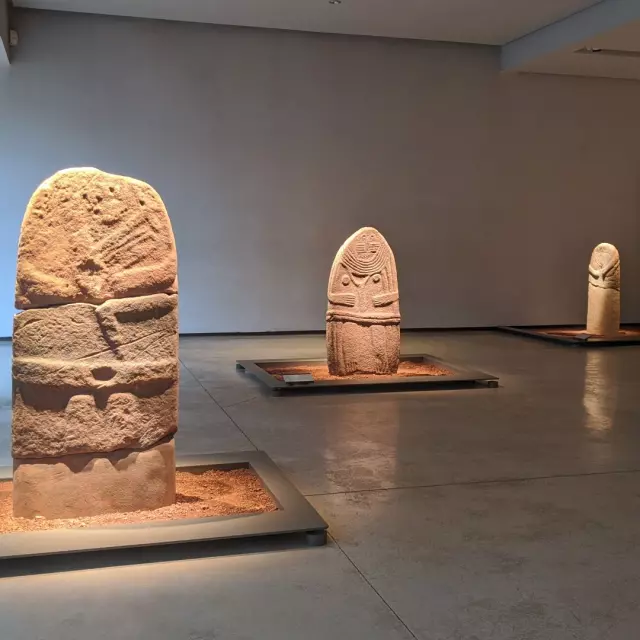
[0,9,639,336]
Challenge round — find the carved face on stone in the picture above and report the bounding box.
[327,227,400,322]
[355,230,381,258]
[341,229,391,277]
[589,243,620,290]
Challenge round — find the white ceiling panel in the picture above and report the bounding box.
[503,0,640,80]
[514,21,640,80]
[13,0,603,46]
[590,19,640,51]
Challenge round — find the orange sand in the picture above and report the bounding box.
[264,360,452,381]
[0,468,277,534]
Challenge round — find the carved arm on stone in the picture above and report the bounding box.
[96,293,178,359]
[373,291,399,307]
[588,265,602,280]
[16,262,79,308]
[589,257,619,282]
[328,292,356,307]
[88,213,177,299]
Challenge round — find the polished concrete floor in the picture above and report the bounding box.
[1,330,640,639]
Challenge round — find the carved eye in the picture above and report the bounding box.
[372,274,381,283]
[342,275,350,286]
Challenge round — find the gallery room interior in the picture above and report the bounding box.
[1,0,640,638]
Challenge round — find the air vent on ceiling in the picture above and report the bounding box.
[576,47,640,59]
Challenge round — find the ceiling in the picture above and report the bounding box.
[513,19,640,80]
[502,0,640,80]
[13,0,603,46]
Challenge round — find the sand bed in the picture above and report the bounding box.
[0,467,277,534]
[545,328,640,338]
[264,359,452,381]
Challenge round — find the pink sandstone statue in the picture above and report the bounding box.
[12,168,178,518]
[587,243,620,336]
[326,227,400,375]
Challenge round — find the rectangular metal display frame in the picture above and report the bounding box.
[0,451,328,565]
[236,354,498,395]
[498,325,640,347]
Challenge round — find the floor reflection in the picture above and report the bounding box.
[583,350,618,434]
[323,398,400,492]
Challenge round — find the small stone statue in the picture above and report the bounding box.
[586,242,620,336]
[12,168,178,518]
[326,227,400,375]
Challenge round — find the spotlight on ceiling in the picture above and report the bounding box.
[329,0,342,4]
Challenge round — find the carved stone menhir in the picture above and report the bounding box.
[12,168,178,519]
[326,227,400,376]
[586,243,620,337]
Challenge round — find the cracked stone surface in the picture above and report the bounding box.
[12,168,178,518]
[587,243,620,336]
[326,227,400,376]
[12,294,178,458]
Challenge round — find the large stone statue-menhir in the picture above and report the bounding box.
[326,227,400,376]
[12,168,178,518]
[586,243,620,337]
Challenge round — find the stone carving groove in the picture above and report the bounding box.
[586,243,620,337]
[12,168,178,519]
[326,227,400,376]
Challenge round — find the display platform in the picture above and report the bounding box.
[0,451,327,568]
[237,354,499,395]
[498,325,640,347]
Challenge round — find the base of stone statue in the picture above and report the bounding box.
[498,325,640,347]
[13,439,176,519]
[0,451,327,574]
[236,354,499,395]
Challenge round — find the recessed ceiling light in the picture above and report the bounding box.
[329,0,342,4]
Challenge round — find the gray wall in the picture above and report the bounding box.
[0,9,639,336]
[0,1,9,60]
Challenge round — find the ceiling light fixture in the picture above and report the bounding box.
[329,0,342,4]
[576,46,640,59]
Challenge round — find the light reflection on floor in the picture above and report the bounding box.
[1,332,640,639]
